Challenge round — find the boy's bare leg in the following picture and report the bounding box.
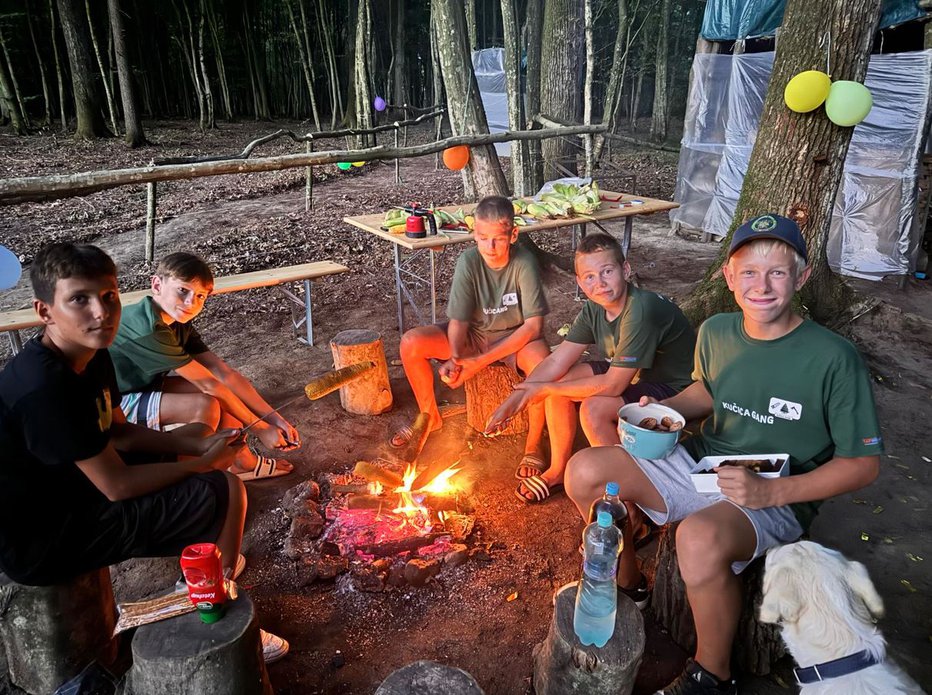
[516,339,550,458]
[216,472,247,576]
[217,410,293,474]
[676,503,756,681]
[565,445,666,588]
[579,394,624,446]
[399,324,452,430]
[537,363,591,487]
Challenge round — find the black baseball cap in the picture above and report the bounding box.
[727,214,808,263]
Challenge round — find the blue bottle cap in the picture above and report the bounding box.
[597,511,612,528]
[605,482,620,496]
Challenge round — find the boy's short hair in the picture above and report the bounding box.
[473,196,514,228]
[155,252,214,286]
[31,243,117,304]
[729,238,808,277]
[575,232,626,269]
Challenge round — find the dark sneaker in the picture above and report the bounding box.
[655,659,737,695]
[618,574,650,610]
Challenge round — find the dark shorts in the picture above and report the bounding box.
[585,360,680,403]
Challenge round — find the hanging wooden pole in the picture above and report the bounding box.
[145,181,157,263]
[394,125,402,184]
[305,139,314,211]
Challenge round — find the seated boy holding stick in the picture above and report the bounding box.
[0,243,287,662]
[393,196,551,468]
[564,215,882,694]
[486,233,695,504]
[109,252,298,481]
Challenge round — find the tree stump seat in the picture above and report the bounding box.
[330,329,393,415]
[0,568,118,695]
[647,522,785,676]
[464,363,528,435]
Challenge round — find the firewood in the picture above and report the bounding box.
[330,483,372,494]
[352,461,403,488]
[346,494,391,510]
[357,533,446,558]
[399,411,431,463]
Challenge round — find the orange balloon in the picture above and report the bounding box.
[443,146,470,171]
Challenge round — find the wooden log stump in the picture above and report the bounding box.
[330,329,393,415]
[532,584,645,695]
[464,364,528,435]
[125,592,271,695]
[375,660,485,694]
[0,568,117,695]
[649,523,785,676]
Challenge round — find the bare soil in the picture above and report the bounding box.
[1,122,929,694]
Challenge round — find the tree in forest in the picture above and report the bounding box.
[0,43,26,134]
[684,0,883,325]
[649,0,671,142]
[352,0,373,146]
[108,0,146,146]
[56,0,108,138]
[500,0,530,196]
[539,0,583,177]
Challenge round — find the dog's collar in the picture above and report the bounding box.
[794,650,881,684]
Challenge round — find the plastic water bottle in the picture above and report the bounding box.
[588,482,628,548]
[573,511,622,647]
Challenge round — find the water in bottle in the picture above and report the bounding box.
[573,511,622,647]
[588,482,628,531]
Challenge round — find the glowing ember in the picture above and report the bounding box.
[390,461,462,528]
[421,463,462,494]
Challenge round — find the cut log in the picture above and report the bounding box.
[125,592,271,695]
[649,523,785,676]
[357,533,446,558]
[399,412,431,464]
[376,660,485,694]
[532,584,644,695]
[330,329,393,415]
[0,568,117,695]
[353,461,404,488]
[464,364,528,435]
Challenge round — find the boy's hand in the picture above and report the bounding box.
[484,390,526,436]
[256,421,296,452]
[268,414,301,451]
[638,396,659,407]
[714,466,778,509]
[438,359,462,386]
[200,429,244,471]
[445,356,483,389]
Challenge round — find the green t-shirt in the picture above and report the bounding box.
[685,313,883,530]
[446,244,549,341]
[565,285,695,391]
[110,297,210,394]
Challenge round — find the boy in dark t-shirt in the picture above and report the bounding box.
[392,196,550,462]
[0,243,288,662]
[563,215,882,695]
[486,233,695,503]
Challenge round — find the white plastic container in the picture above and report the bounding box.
[690,454,789,494]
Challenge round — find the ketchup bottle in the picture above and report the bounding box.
[180,543,226,623]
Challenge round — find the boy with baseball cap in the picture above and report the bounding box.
[563,214,882,694]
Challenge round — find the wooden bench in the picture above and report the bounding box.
[1,261,349,354]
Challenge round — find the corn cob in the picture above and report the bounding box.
[304,361,376,400]
[400,411,432,463]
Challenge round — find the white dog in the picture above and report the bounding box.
[760,540,925,694]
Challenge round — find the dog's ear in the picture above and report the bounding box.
[760,565,804,625]
[847,559,885,620]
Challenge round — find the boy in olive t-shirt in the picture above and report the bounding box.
[486,233,695,503]
[393,196,550,460]
[564,215,882,695]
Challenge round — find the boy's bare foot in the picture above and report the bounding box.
[389,413,442,448]
[515,453,547,479]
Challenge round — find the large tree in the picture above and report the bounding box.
[57,0,109,138]
[684,0,883,325]
[539,0,583,176]
[108,0,146,146]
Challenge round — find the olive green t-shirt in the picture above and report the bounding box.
[110,296,209,394]
[685,313,883,530]
[446,244,549,341]
[565,285,695,391]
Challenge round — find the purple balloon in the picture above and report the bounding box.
[373,96,387,112]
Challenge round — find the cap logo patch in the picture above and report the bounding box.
[751,215,778,232]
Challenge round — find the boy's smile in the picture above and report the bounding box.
[152,275,212,324]
[474,219,518,270]
[36,275,122,360]
[575,250,629,316]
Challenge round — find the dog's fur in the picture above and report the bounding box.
[760,541,925,694]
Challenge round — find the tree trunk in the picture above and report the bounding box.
[683,0,883,325]
[206,0,233,121]
[540,0,583,178]
[243,6,269,121]
[594,0,629,161]
[353,0,374,147]
[429,12,444,116]
[0,46,26,134]
[500,0,529,195]
[49,0,68,131]
[26,0,52,126]
[431,0,509,198]
[524,0,544,191]
[464,0,478,52]
[649,0,671,143]
[582,0,595,177]
[86,0,119,134]
[391,0,406,106]
[108,0,146,146]
[318,0,342,127]
[196,0,215,129]
[57,0,108,138]
[286,0,321,130]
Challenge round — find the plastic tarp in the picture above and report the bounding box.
[670,50,932,280]
[701,0,926,41]
[472,48,511,156]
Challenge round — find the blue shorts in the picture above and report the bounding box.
[585,361,679,403]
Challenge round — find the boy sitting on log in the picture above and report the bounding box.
[109,252,298,481]
[392,195,551,465]
[563,215,882,694]
[486,233,695,504]
[0,243,288,662]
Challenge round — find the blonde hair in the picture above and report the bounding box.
[729,238,807,277]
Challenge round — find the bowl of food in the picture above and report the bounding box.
[690,454,789,494]
[617,403,685,459]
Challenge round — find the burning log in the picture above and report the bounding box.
[465,365,528,436]
[357,533,447,558]
[330,483,378,495]
[330,330,393,415]
[352,461,403,488]
[399,412,431,463]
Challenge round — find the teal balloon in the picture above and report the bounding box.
[824,81,872,127]
[336,162,352,171]
[0,245,22,290]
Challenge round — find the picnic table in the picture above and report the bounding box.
[343,191,678,334]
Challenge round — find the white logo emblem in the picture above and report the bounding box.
[502,292,518,307]
[768,397,802,421]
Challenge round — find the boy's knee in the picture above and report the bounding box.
[399,329,426,358]
[579,397,614,427]
[223,471,247,506]
[676,516,731,584]
[566,447,613,500]
[195,395,222,428]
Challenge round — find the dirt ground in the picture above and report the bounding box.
[1,122,930,694]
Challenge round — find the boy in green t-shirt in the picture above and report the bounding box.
[486,233,695,503]
[563,215,882,695]
[109,253,298,481]
[391,196,550,460]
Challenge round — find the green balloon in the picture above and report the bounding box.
[824,81,872,127]
[336,162,352,170]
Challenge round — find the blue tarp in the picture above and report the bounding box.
[701,0,926,41]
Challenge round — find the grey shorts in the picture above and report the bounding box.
[629,444,804,574]
[121,390,162,430]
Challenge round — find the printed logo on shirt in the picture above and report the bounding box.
[862,436,882,446]
[721,400,775,425]
[502,292,518,307]
[615,356,638,363]
[768,397,802,421]
[96,389,112,432]
[483,306,508,315]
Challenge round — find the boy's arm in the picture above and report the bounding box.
[109,407,220,457]
[524,364,638,402]
[446,316,544,388]
[656,380,713,421]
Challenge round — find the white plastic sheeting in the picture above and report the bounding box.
[670,50,932,279]
[472,48,512,156]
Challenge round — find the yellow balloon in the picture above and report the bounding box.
[784,70,832,113]
[351,161,365,167]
